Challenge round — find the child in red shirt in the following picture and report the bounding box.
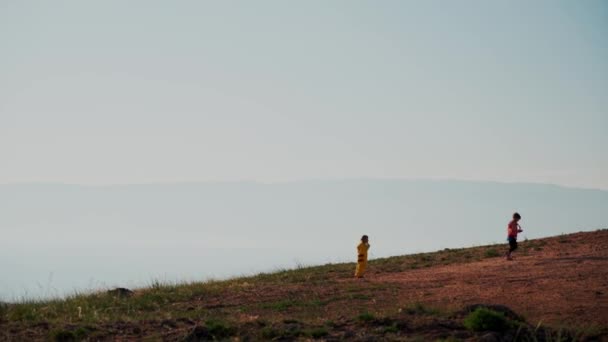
[506,212,523,260]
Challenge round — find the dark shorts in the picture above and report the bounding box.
[508,237,518,251]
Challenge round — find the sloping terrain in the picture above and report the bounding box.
[1,230,607,341]
[373,230,608,329]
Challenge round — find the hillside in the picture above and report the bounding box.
[3,180,608,300]
[1,230,607,341]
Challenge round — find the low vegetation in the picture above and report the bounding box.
[463,307,511,332]
[1,230,606,341]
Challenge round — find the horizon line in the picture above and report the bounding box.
[1,178,607,192]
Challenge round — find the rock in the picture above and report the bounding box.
[479,332,500,342]
[502,333,515,341]
[33,321,50,330]
[453,331,471,339]
[182,326,212,341]
[394,320,408,331]
[343,330,356,339]
[107,288,134,298]
[437,319,461,329]
[176,317,196,326]
[161,319,178,329]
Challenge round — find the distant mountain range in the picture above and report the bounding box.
[2,180,606,250]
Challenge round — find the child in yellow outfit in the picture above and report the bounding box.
[355,235,370,278]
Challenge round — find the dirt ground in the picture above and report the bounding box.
[372,230,608,328]
[3,230,607,341]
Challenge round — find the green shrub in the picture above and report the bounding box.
[436,337,462,342]
[50,329,76,342]
[324,320,335,327]
[351,293,371,300]
[205,319,235,339]
[73,327,91,340]
[405,302,439,315]
[464,308,511,332]
[383,323,399,333]
[484,248,500,258]
[357,311,375,323]
[262,299,298,311]
[310,327,329,338]
[260,327,279,339]
[0,302,7,320]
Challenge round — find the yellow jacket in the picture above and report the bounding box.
[357,242,370,263]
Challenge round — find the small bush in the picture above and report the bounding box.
[262,299,298,311]
[73,327,91,340]
[0,302,7,321]
[351,293,371,300]
[310,327,329,338]
[50,330,76,342]
[324,320,335,327]
[282,319,299,324]
[383,323,399,334]
[484,248,500,258]
[405,302,440,316]
[261,327,281,340]
[205,320,235,339]
[436,337,461,342]
[260,327,279,339]
[358,311,375,323]
[464,308,511,332]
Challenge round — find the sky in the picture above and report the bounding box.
[1,1,607,189]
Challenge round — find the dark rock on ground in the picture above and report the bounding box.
[182,326,212,341]
[161,319,178,329]
[107,288,134,298]
[176,317,196,326]
[478,332,500,342]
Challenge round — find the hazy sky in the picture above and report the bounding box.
[1,1,607,189]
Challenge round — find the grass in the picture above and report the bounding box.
[49,326,92,342]
[309,327,329,338]
[558,234,571,244]
[205,319,235,340]
[463,307,511,332]
[404,302,442,316]
[259,326,279,339]
[368,243,507,273]
[8,244,510,323]
[49,329,77,342]
[383,323,399,334]
[357,311,376,323]
[484,248,501,258]
[259,324,328,339]
[261,299,299,311]
[2,230,606,341]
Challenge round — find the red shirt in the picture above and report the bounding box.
[507,220,520,238]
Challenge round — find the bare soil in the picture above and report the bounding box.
[2,230,607,341]
[373,230,608,328]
